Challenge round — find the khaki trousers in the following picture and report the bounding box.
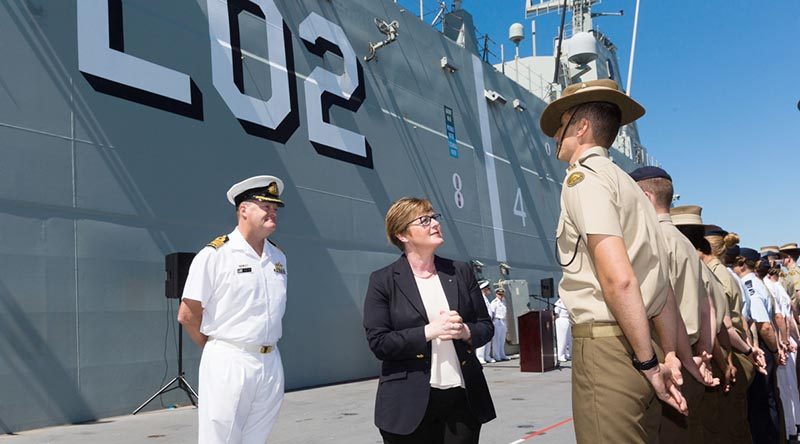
[659,366,705,444]
[700,359,739,444]
[722,352,754,444]
[572,330,660,444]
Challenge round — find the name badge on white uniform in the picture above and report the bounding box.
[236,265,252,274]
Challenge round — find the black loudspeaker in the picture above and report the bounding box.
[165,252,196,299]
[541,277,554,299]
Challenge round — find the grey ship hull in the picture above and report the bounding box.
[0,0,643,431]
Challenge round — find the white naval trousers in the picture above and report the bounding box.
[491,319,507,360]
[778,336,800,436]
[476,341,492,363]
[198,339,284,444]
[555,317,572,361]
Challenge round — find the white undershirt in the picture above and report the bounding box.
[414,275,465,389]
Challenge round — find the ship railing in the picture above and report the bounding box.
[611,131,657,166]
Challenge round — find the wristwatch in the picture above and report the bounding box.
[631,353,659,371]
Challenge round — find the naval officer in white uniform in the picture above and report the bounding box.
[178,175,288,444]
[490,287,509,361]
[554,298,572,362]
[476,280,496,364]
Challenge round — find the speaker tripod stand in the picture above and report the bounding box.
[133,323,198,414]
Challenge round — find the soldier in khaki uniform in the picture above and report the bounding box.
[631,168,719,443]
[705,225,763,443]
[541,79,687,444]
[779,243,800,314]
[672,207,727,443]
[673,206,756,443]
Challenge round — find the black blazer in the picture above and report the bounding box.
[363,255,496,435]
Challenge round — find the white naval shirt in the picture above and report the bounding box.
[554,298,570,319]
[482,295,496,325]
[741,272,773,323]
[765,277,792,318]
[182,228,287,346]
[491,297,507,322]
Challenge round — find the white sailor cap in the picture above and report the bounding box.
[226,175,285,207]
[478,280,490,290]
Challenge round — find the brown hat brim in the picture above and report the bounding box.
[779,248,800,257]
[540,86,645,138]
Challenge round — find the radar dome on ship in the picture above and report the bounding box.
[508,23,525,44]
[567,31,598,65]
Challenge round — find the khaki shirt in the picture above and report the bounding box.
[698,262,727,333]
[783,264,800,306]
[556,146,669,324]
[707,257,746,336]
[656,214,704,345]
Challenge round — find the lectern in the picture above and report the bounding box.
[518,310,556,372]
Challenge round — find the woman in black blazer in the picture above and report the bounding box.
[363,197,496,444]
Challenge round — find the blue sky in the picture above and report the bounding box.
[399,0,800,249]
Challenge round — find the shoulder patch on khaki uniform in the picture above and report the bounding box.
[206,235,229,250]
[567,172,585,187]
[268,239,284,254]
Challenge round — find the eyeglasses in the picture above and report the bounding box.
[406,213,442,228]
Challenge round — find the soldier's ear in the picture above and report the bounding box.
[577,117,591,137]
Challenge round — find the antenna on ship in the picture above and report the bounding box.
[480,34,495,63]
[509,23,525,83]
[431,1,447,26]
[625,0,641,95]
[551,0,569,85]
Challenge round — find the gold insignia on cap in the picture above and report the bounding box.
[267,181,279,197]
[207,235,229,250]
[567,172,585,187]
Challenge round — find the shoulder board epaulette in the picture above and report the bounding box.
[206,235,229,250]
[268,239,284,254]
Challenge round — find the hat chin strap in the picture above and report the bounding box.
[555,105,582,161]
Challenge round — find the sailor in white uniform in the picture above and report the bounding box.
[764,264,800,439]
[490,287,509,361]
[178,175,288,444]
[554,298,572,362]
[475,280,495,364]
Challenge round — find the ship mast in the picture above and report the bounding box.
[525,0,598,34]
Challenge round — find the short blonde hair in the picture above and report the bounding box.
[706,234,725,258]
[385,197,434,252]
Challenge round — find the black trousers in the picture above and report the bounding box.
[748,339,780,444]
[380,387,481,444]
